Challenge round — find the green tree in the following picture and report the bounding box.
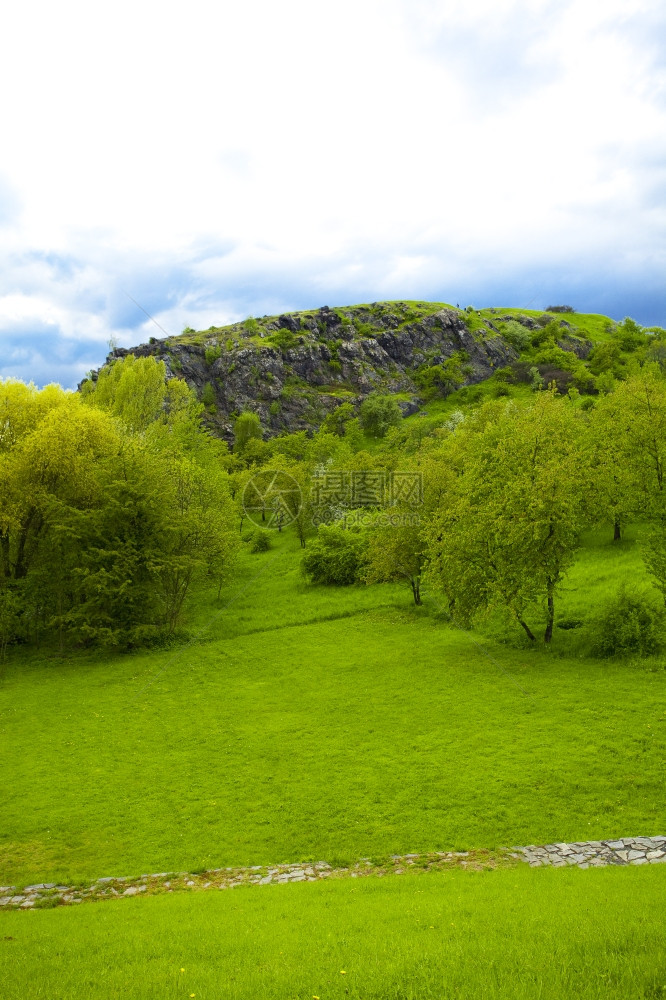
[358,393,402,438]
[426,393,586,642]
[233,411,263,453]
[364,517,425,604]
[322,402,355,437]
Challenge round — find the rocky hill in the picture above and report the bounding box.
[86,301,591,439]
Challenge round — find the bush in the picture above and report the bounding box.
[201,382,216,408]
[301,524,368,585]
[546,305,575,313]
[270,329,298,351]
[502,321,531,351]
[590,588,663,658]
[359,393,402,437]
[205,344,221,366]
[249,529,272,553]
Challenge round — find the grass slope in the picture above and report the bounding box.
[3,866,666,999]
[2,531,665,888]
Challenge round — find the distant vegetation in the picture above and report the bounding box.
[3,308,666,655]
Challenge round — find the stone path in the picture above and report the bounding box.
[1,836,664,912]
[517,835,666,869]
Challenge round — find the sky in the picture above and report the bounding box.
[1,0,665,388]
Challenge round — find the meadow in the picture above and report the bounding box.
[2,528,665,890]
[2,516,666,998]
[2,866,666,999]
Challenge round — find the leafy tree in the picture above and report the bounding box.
[321,402,355,437]
[426,393,586,642]
[364,517,425,604]
[302,523,368,585]
[358,393,402,438]
[233,411,263,453]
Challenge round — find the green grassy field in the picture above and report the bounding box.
[2,529,665,889]
[3,866,666,999]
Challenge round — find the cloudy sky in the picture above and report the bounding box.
[1,0,665,388]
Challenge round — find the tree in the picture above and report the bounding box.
[233,411,262,453]
[322,402,355,437]
[584,388,642,541]
[364,517,425,604]
[301,523,368,585]
[426,393,586,642]
[358,393,402,438]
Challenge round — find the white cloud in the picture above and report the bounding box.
[0,0,665,386]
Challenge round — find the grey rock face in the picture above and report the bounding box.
[82,306,520,441]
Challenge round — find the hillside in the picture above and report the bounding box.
[83,301,599,439]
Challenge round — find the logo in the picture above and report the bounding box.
[242,469,302,529]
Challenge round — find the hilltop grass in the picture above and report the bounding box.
[3,866,666,999]
[1,529,665,889]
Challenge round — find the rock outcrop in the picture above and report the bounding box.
[83,303,522,439]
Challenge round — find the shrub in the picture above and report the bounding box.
[359,393,402,437]
[502,321,531,351]
[205,344,221,366]
[270,328,298,351]
[301,524,368,585]
[234,411,262,452]
[249,529,272,553]
[590,587,663,658]
[201,382,216,408]
[546,305,575,313]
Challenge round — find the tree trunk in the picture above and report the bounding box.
[544,581,555,644]
[517,617,536,641]
[613,519,621,542]
[411,578,421,605]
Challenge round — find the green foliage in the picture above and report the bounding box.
[529,366,545,391]
[590,587,663,657]
[81,354,201,433]
[426,392,587,642]
[354,321,379,337]
[204,344,221,366]
[588,341,626,378]
[413,352,471,399]
[364,517,425,604]
[501,320,532,351]
[233,411,263,453]
[359,393,402,437]
[613,316,646,353]
[201,381,216,409]
[248,528,271,553]
[244,317,259,335]
[270,328,298,350]
[0,373,238,648]
[321,401,355,437]
[301,523,368,585]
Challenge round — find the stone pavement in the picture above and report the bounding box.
[1,836,664,912]
[516,835,666,869]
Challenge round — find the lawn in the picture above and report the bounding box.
[1,530,665,888]
[2,865,666,999]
